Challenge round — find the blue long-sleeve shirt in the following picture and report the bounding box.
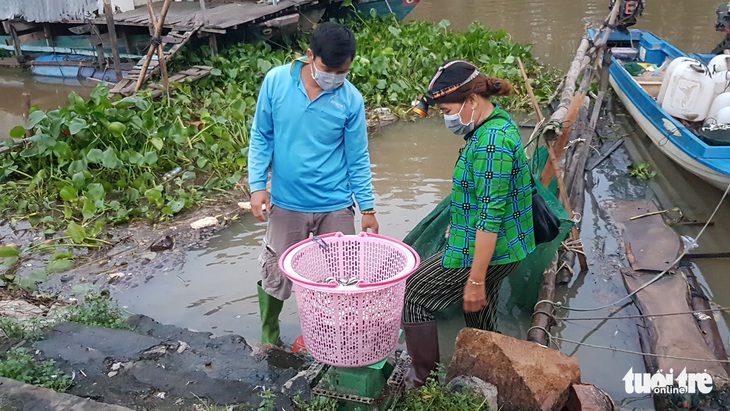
[248,60,375,212]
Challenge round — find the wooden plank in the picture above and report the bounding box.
[610,200,681,272]
[161,36,184,44]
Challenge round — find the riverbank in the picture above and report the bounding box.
[0,16,558,293]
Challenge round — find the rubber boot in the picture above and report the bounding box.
[403,321,440,388]
[257,281,284,345]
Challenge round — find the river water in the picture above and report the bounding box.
[2,1,730,409]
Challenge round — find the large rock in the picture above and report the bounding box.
[447,328,581,411]
[564,384,615,411]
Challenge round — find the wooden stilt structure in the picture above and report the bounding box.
[526,3,623,346]
[104,0,124,80]
[109,0,205,98]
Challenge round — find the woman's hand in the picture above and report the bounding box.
[463,281,487,313]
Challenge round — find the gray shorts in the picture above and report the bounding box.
[258,205,356,300]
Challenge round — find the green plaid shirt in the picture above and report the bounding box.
[443,106,535,268]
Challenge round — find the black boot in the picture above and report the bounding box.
[403,321,440,388]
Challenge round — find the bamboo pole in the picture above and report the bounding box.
[145,0,170,94]
[527,254,559,346]
[103,0,123,80]
[136,0,173,93]
[22,92,31,138]
[518,56,588,273]
[518,58,543,122]
[557,100,590,284]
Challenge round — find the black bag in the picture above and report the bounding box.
[530,176,561,245]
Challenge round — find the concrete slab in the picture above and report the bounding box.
[0,377,134,411]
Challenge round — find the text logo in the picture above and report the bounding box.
[623,368,713,395]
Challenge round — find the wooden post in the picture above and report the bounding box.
[104,0,123,81]
[43,23,53,47]
[89,24,106,69]
[22,92,32,138]
[145,0,170,94]
[209,34,218,56]
[527,254,559,346]
[199,0,207,26]
[546,144,588,272]
[9,24,23,61]
[136,0,173,93]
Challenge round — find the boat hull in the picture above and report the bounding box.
[603,29,730,192]
[31,55,131,82]
[610,75,730,190]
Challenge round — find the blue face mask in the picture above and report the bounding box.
[311,61,348,91]
[443,101,475,135]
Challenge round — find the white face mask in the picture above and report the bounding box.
[310,61,348,91]
[443,101,475,135]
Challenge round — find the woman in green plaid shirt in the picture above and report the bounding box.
[403,60,535,387]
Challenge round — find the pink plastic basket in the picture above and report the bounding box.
[279,232,420,367]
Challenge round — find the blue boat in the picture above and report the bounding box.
[351,0,420,20]
[595,28,730,191]
[30,55,132,83]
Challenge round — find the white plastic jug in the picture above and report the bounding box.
[661,61,714,122]
[716,106,730,124]
[713,70,730,95]
[657,57,699,105]
[708,54,730,75]
[707,92,730,123]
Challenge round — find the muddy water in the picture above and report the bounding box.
[408,0,722,69]
[115,118,465,341]
[0,68,94,139]
[1,1,729,408]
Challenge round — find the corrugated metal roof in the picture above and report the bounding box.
[0,0,99,23]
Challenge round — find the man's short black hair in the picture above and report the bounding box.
[310,22,356,69]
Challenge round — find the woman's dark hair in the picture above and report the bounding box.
[435,75,513,104]
[310,22,356,69]
[427,60,512,105]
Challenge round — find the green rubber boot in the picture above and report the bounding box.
[257,281,284,345]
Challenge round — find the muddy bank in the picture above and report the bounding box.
[21,315,307,411]
[29,191,253,298]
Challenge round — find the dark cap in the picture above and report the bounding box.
[426,60,480,103]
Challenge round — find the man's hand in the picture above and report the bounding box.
[251,190,271,222]
[361,214,379,234]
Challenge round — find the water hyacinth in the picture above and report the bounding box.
[1,17,558,232]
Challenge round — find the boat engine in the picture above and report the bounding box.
[713,3,730,54]
[609,0,645,32]
[717,3,730,33]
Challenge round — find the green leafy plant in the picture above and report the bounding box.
[0,242,79,292]
[0,17,557,237]
[257,388,276,411]
[64,292,128,329]
[0,348,73,391]
[293,395,339,411]
[0,317,44,342]
[628,162,657,180]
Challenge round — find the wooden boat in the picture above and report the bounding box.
[30,55,134,82]
[597,28,730,191]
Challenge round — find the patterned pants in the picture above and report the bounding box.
[402,250,518,331]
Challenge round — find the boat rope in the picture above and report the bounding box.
[564,138,586,150]
[555,305,730,322]
[534,180,730,313]
[548,334,730,364]
[384,0,395,16]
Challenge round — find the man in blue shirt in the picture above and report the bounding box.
[248,22,379,346]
